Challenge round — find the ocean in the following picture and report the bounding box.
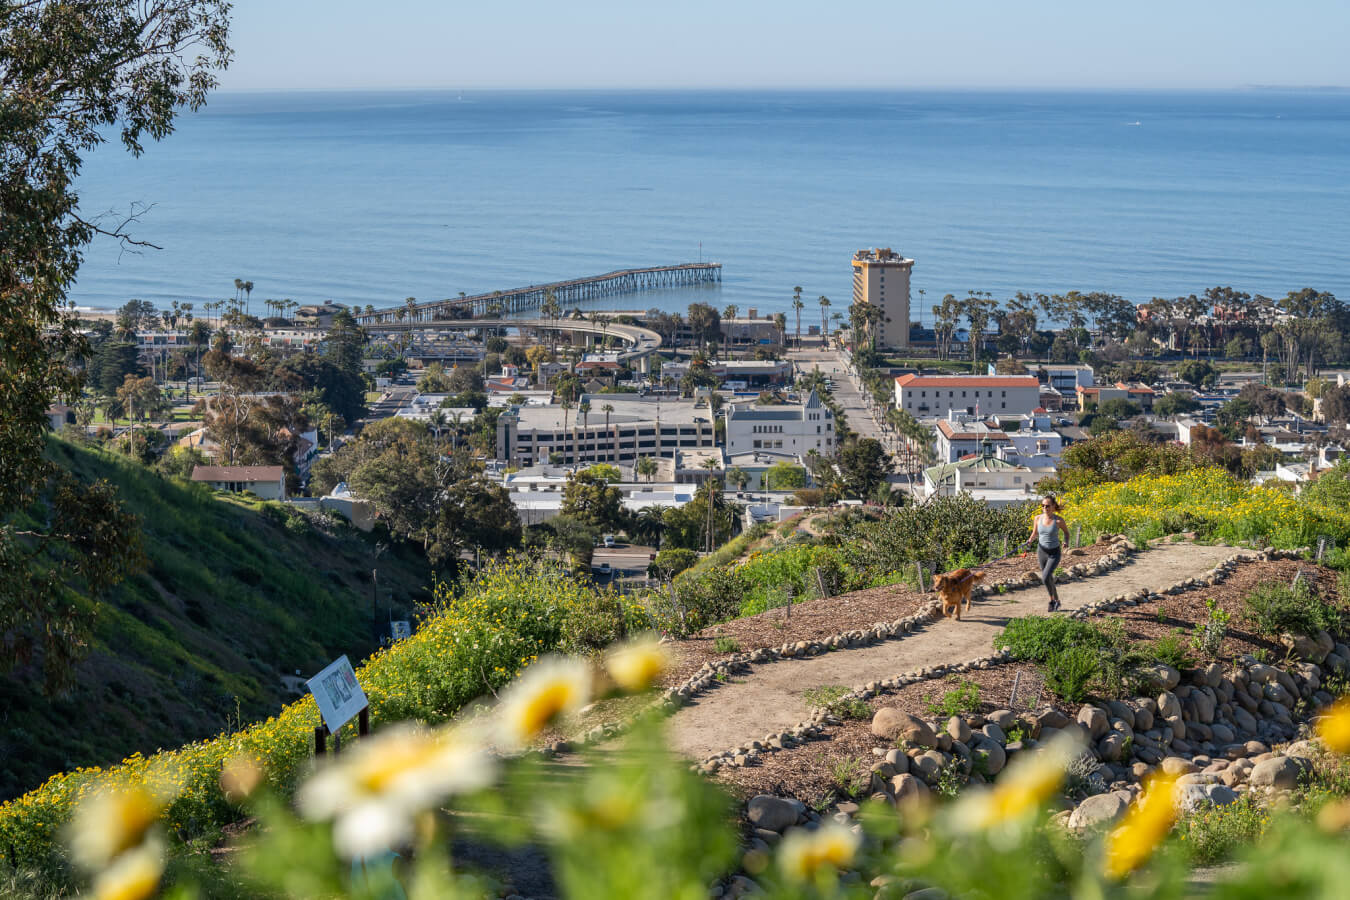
[70,89,1350,319]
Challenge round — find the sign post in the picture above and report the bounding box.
[307,655,370,756]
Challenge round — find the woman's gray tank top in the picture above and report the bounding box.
[1037,517,1061,550]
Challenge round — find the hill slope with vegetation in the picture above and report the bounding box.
[0,439,432,801]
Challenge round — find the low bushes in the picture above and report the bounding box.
[1063,468,1350,548]
[925,679,982,718]
[1176,795,1271,865]
[1243,579,1345,638]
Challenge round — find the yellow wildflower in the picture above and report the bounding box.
[91,839,164,900]
[68,785,162,870]
[777,822,860,882]
[950,731,1080,833]
[495,656,592,748]
[1317,696,1350,754]
[1104,773,1181,879]
[605,636,669,693]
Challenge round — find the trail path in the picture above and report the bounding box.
[668,542,1236,760]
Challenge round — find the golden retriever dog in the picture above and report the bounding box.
[933,568,987,621]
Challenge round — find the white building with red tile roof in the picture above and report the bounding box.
[894,374,1040,419]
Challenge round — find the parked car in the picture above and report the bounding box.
[602,534,616,548]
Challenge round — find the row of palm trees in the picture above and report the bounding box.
[790,286,835,347]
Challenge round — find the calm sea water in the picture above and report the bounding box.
[71,90,1350,318]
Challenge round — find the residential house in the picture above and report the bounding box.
[191,465,287,501]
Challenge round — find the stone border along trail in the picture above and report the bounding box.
[667,541,1239,762]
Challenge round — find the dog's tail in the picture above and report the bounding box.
[971,570,988,582]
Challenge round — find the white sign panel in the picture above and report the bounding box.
[390,620,412,641]
[306,655,368,734]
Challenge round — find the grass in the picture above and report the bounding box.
[802,684,871,719]
[0,438,433,803]
[1243,578,1345,638]
[1176,795,1271,865]
[925,678,982,718]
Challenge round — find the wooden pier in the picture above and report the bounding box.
[353,263,721,324]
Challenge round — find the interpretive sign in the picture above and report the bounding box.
[307,655,368,734]
[390,620,412,641]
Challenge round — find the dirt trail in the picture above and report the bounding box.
[668,542,1237,761]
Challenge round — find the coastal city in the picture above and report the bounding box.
[54,248,1350,583]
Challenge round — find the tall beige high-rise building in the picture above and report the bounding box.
[851,248,913,349]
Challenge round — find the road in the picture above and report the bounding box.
[591,544,656,574]
[786,347,888,445]
[365,386,417,421]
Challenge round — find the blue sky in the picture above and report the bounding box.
[223,1,1349,91]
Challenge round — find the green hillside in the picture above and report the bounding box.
[0,438,433,800]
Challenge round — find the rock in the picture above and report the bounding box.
[1177,783,1240,814]
[1192,690,1216,723]
[1037,708,1072,730]
[1078,705,1109,740]
[872,709,938,748]
[947,716,971,745]
[1161,757,1198,776]
[746,795,799,832]
[1209,722,1235,745]
[1068,792,1130,831]
[981,722,1008,745]
[1248,664,1281,684]
[885,749,910,773]
[1098,732,1127,762]
[971,736,1007,776]
[1157,692,1182,721]
[912,750,947,782]
[1198,663,1223,688]
[1105,700,1136,729]
[1231,707,1258,735]
[1249,756,1311,790]
[1262,682,1295,707]
[987,709,1018,730]
[1284,740,1321,762]
[1139,663,1181,693]
[1131,704,1154,732]
[891,773,929,803]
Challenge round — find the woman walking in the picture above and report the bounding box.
[1024,495,1069,612]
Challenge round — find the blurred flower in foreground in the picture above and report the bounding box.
[91,839,165,900]
[778,821,860,883]
[605,636,669,693]
[950,732,1081,834]
[1316,697,1350,754]
[496,655,592,748]
[298,724,495,858]
[69,785,163,870]
[220,754,264,803]
[1104,773,1180,879]
[1316,798,1350,833]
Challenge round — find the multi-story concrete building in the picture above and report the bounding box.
[894,374,1041,418]
[495,395,715,467]
[725,390,836,456]
[851,248,914,349]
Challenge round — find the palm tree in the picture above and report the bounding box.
[634,505,666,549]
[233,278,243,307]
[792,287,804,348]
[578,400,591,460]
[243,280,254,317]
[773,312,787,349]
[635,455,657,483]
[726,466,750,492]
[699,458,722,553]
[602,403,615,463]
[560,399,573,466]
[818,295,831,347]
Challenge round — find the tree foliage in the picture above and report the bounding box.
[0,0,230,690]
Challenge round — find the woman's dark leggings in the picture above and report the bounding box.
[1038,546,1062,603]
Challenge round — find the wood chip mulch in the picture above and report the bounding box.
[1085,557,1344,661]
[660,540,1123,690]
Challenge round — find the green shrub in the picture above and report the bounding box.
[1045,646,1100,703]
[994,616,1115,662]
[1148,630,1195,670]
[1191,598,1232,658]
[560,589,632,655]
[925,679,982,718]
[713,636,741,654]
[1243,579,1344,638]
[659,566,748,635]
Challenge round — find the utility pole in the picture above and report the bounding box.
[371,568,378,639]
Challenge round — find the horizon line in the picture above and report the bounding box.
[210,83,1350,95]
